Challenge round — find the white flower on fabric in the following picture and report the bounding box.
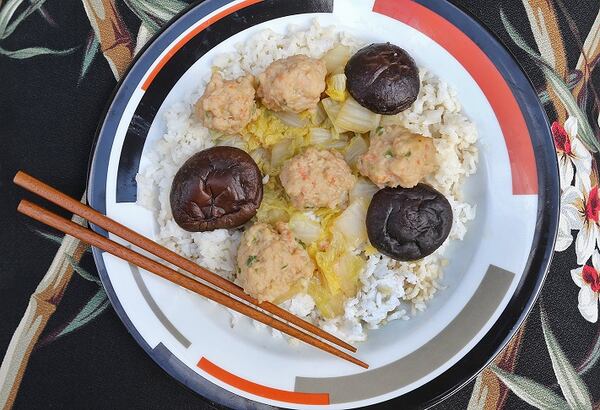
[552,117,592,192]
[571,251,600,323]
[555,210,573,252]
[561,185,600,265]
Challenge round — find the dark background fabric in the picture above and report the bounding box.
[1,0,599,409]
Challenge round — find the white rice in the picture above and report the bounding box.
[136,21,478,342]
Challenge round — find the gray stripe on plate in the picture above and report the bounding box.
[130,263,191,348]
[294,264,514,403]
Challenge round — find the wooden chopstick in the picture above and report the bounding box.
[17,199,367,368]
[14,171,356,353]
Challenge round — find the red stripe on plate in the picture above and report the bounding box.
[198,357,330,405]
[141,0,263,91]
[373,0,538,195]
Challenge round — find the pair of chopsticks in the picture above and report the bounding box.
[14,171,367,368]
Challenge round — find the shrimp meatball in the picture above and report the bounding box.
[195,72,256,134]
[358,127,437,188]
[280,147,356,209]
[237,222,315,303]
[257,55,327,113]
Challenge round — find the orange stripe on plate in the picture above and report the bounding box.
[198,357,330,405]
[374,0,538,195]
[141,0,263,91]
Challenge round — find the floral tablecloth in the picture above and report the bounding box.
[0,0,599,408]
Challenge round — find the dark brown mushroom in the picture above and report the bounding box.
[170,146,263,232]
[366,184,452,261]
[345,43,419,115]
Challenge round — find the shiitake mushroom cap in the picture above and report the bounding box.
[170,146,263,232]
[366,184,452,261]
[345,43,420,115]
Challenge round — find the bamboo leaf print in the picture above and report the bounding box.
[0,0,72,61]
[65,254,101,285]
[123,0,160,33]
[541,308,593,410]
[79,31,99,81]
[123,0,187,34]
[35,229,65,246]
[522,0,566,74]
[577,326,600,375]
[501,8,600,153]
[1,0,46,39]
[490,365,569,410]
[35,229,91,255]
[55,287,109,338]
[134,22,153,55]
[0,0,23,37]
[36,4,55,27]
[0,45,77,59]
[571,9,600,104]
[538,71,579,104]
[521,0,568,123]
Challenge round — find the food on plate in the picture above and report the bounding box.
[345,43,420,115]
[169,146,263,231]
[237,222,315,303]
[279,147,356,209]
[138,22,478,342]
[357,127,437,188]
[257,55,327,113]
[367,184,453,260]
[195,72,256,134]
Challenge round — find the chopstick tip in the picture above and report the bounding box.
[13,170,25,185]
[356,359,369,369]
[16,199,33,214]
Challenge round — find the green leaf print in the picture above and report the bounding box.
[541,308,593,410]
[490,364,569,410]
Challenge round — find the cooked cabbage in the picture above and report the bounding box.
[309,202,365,307]
[336,97,381,133]
[321,98,346,134]
[255,179,294,224]
[350,177,379,202]
[380,113,404,127]
[241,107,308,150]
[249,147,270,174]
[309,127,332,145]
[314,232,364,296]
[270,138,295,171]
[309,104,327,126]
[288,213,322,244]
[321,138,349,150]
[335,252,363,297]
[325,73,347,102]
[332,198,369,248]
[322,45,352,74]
[273,110,309,128]
[308,275,346,319]
[272,279,306,305]
[344,134,368,167]
[214,135,247,151]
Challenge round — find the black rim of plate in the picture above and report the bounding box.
[86,0,560,408]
